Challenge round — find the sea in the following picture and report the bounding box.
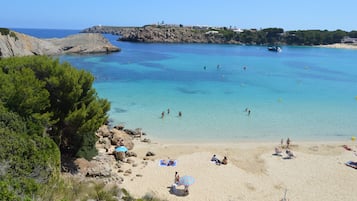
[12,28,357,142]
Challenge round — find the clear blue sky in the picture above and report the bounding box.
[2,0,356,31]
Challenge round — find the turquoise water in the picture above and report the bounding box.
[60,35,357,142]
[15,28,355,142]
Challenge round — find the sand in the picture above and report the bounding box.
[318,43,357,49]
[117,139,357,201]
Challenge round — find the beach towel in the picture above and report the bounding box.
[345,161,357,169]
[159,159,177,167]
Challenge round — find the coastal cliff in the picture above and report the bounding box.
[0,29,120,58]
[82,25,240,44]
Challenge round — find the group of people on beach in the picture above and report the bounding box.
[161,108,182,119]
[211,154,228,165]
[171,171,189,196]
[161,159,176,166]
[275,138,295,159]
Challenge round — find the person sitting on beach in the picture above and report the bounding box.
[221,156,228,165]
[211,154,218,162]
[211,154,221,165]
[274,147,283,156]
[285,149,295,159]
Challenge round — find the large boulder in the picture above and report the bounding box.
[110,129,134,150]
[96,125,111,137]
[74,153,114,177]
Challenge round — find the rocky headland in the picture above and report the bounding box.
[82,25,357,48]
[82,24,240,44]
[0,29,120,58]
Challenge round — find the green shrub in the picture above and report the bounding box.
[0,28,10,35]
[10,32,18,40]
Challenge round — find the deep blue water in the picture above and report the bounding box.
[13,28,357,142]
[11,28,80,38]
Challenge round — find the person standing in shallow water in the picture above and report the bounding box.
[161,111,165,119]
[178,111,182,117]
[286,138,291,148]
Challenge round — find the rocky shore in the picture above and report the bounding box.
[0,30,120,58]
[63,125,155,192]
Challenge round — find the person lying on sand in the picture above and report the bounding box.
[160,159,167,165]
[167,159,175,166]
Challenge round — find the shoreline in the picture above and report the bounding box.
[318,43,357,49]
[116,138,357,201]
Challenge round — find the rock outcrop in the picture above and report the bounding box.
[0,30,120,58]
[0,32,60,57]
[68,125,152,185]
[47,33,120,54]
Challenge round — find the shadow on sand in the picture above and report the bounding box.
[167,186,189,197]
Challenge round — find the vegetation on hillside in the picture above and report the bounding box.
[0,27,18,40]
[0,56,110,159]
[0,55,166,201]
[0,56,110,200]
[216,27,356,45]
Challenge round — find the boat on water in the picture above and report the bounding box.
[267,46,282,52]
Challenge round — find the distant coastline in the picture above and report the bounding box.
[81,24,357,47]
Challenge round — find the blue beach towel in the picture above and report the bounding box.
[159,159,177,167]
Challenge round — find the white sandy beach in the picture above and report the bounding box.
[116,140,357,201]
[319,43,357,49]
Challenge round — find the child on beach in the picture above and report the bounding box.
[174,171,180,184]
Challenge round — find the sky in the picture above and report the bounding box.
[2,0,356,31]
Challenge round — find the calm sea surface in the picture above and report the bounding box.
[14,28,357,142]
